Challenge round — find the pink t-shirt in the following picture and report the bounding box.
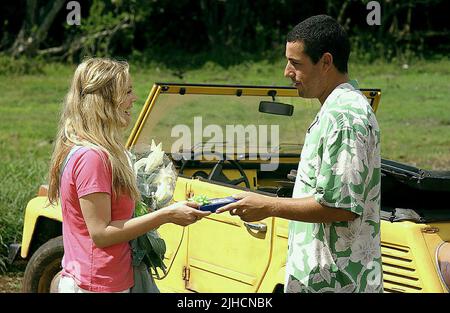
[59,147,134,292]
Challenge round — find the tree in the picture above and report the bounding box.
[9,0,66,57]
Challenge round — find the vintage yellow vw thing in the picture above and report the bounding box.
[10,83,450,293]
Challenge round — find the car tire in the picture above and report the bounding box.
[22,236,64,293]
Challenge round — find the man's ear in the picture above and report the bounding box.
[321,52,333,72]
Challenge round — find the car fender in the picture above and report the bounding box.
[257,263,286,292]
[21,196,62,259]
[274,266,286,291]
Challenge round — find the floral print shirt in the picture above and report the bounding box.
[285,81,383,293]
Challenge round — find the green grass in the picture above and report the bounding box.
[351,60,450,168]
[1,57,449,272]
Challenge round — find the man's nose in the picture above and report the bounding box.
[284,64,294,79]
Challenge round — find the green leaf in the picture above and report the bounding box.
[135,201,148,217]
[189,194,211,206]
[147,231,166,257]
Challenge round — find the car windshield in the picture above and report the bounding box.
[134,91,321,158]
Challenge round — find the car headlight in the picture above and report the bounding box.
[436,242,450,292]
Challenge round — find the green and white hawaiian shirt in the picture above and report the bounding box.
[285,81,383,293]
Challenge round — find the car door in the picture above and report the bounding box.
[184,178,273,293]
[153,176,192,292]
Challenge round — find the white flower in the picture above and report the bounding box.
[316,264,333,285]
[285,277,303,293]
[335,256,350,270]
[154,164,176,204]
[154,184,171,204]
[311,272,323,284]
[352,131,368,166]
[334,280,356,293]
[154,163,175,185]
[133,140,178,210]
[304,239,337,285]
[368,113,379,132]
[300,239,335,271]
[132,140,166,175]
[366,183,380,201]
[364,282,383,293]
[145,142,164,173]
[335,221,374,253]
[363,184,380,222]
[350,234,381,267]
[331,150,351,174]
[331,150,363,185]
[133,157,147,174]
[364,199,379,222]
[150,139,157,151]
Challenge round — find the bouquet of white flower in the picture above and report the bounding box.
[131,140,178,211]
[128,140,178,279]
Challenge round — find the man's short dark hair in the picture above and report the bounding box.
[287,15,350,73]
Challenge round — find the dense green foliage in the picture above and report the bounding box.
[1,0,449,71]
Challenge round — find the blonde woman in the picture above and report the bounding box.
[47,58,210,293]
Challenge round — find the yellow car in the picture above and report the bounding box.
[10,83,450,293]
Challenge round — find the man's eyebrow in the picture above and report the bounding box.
[287,57,301,62]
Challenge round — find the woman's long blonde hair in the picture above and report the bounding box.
[48,57,140,204]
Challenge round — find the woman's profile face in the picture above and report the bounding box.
[120,77,138,128]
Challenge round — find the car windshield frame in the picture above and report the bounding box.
[126,83,381,160]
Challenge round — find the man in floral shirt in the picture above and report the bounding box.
[217,15,383,293]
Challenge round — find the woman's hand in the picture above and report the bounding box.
[160,201,211,226]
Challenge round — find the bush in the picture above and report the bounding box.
[0,54,45,76]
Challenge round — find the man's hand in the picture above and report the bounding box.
[161,201,211,226]
[216,192,275,222]
[217,193,358,223]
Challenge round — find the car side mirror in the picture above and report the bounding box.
[259,101,294,116]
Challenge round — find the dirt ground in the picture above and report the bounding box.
[0,272,23,293]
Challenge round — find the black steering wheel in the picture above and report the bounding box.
[207,159,251,188]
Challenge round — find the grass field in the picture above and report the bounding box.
[0,57,449,275]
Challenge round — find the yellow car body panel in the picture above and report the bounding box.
[185,179,272,293]
[153,176,193,293]
[380,221,449,293]
[20,197,62,259]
